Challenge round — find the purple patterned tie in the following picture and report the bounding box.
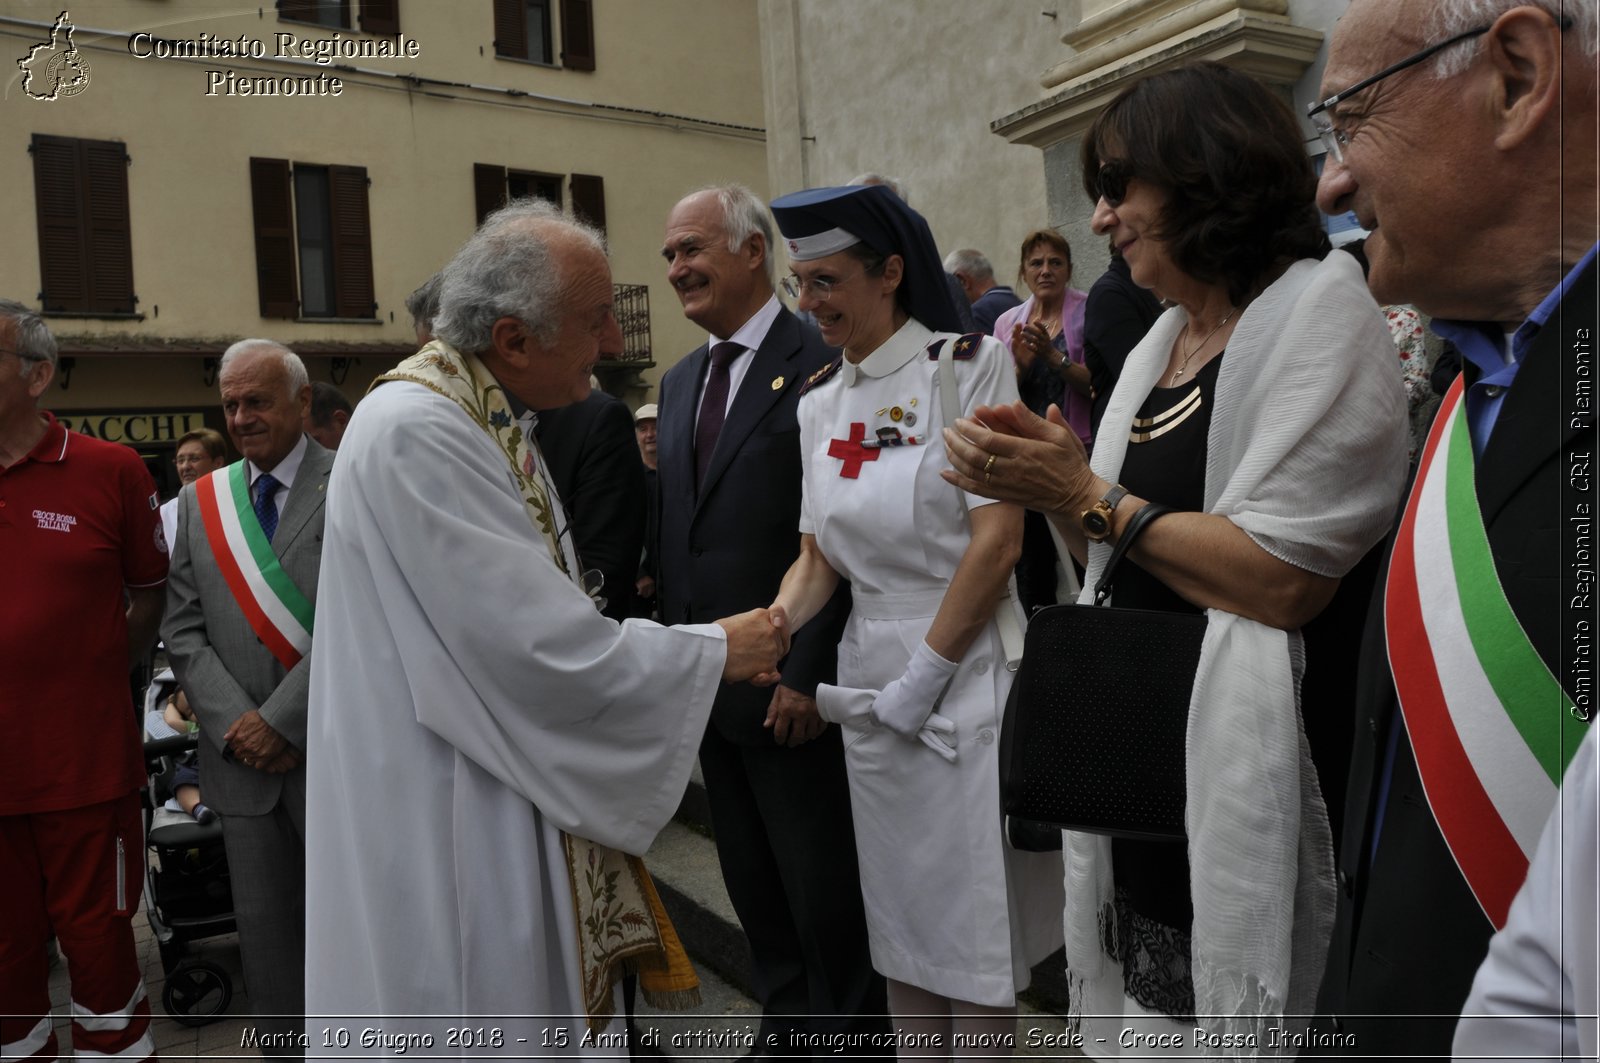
[695,342,742,488]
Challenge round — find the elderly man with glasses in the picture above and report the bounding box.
[0,301,168,1062]
[1308,1,1597,1056]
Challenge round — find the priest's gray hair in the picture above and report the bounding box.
[848,172,908,204]
[0,299,58,373]
[433,199,606,353]
[219,339,309,396]
[692,184,777,289]
[1424,0,1596,77]
[943,249,995,282]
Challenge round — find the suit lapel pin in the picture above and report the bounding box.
[771,376,784,391]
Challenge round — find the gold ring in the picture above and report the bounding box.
[984,470,992,485]
[983,454,997,475]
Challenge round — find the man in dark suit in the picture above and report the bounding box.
[164,340,331,1055]
[1309,2,1596,1056]
[533,389,646,622]
[656,185,885,1049]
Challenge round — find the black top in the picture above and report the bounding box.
[1105,352,1225,1021]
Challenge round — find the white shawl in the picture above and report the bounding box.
[1063,251,1408,1053]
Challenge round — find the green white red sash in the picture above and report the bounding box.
[193,462,314,671]
[1386,376,1586,928]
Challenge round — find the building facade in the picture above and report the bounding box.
[760,0,1356,305]
[2,0,767,493]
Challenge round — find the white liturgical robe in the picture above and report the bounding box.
[304,381,727,1054]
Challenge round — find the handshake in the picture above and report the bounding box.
[714,604,793,684]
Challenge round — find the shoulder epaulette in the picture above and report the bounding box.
[799,356,843,396]
[927,333,983,360]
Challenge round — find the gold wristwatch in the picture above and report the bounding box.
[1081,484,1129,542]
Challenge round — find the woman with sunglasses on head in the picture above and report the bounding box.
[942,61,1409,1051]
[765,183,1063,1054]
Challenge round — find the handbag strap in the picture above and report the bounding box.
[934,336,1026,669]
[1091,502,1173,606]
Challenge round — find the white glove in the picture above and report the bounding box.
[917,712,958,763]
[815,683,875,726]
[871,641,959,739]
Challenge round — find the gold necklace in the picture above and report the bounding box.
[1171,308,1234,384]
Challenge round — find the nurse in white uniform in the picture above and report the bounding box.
[766,184,1063,1054]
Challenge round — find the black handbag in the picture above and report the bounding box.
[999,503,1205,845]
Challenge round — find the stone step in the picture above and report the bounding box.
[647,800,1074,1046]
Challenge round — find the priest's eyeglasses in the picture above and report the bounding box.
[1308,16,1571,165]
[781,270,863,302]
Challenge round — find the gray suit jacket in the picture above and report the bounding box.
[162,439,332,816]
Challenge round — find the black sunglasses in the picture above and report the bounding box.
[1096,161,1134,208]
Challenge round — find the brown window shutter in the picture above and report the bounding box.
[328,165,375,318]
[569,173,606,238]
[359,0,400,35]
[81,140,135,314]
[474,163,507,227]
[493,0,526,58]
[278,0,320,21]
[249,157,299,319]
[560,0,595,70]
[32,134,88,313]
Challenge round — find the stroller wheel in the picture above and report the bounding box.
[162,962,232,1026]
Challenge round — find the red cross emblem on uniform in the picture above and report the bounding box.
[827,422,879,479]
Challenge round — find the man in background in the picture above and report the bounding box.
[656,185,884,1048]
[944,248,1021,335]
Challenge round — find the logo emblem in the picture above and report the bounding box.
[18,11,91,101]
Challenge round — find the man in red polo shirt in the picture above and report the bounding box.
[0,300,167,1062]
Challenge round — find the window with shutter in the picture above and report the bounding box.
[250,158,376,320]
[359,0,400,35]
[569,174,606,239]
[250,157,300,319]
[494,0,555,63]
[31,134,136,315]
[559,0,594,71]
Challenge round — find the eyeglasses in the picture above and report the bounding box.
[1305,19,1569,164]
[0,347,42,364]
[1095,161,1134,208]
[780,269,863,301]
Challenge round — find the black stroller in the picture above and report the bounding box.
[141,671,236,1025]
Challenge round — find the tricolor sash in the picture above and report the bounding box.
[194,462,315,671]
[1386,375,1587,928]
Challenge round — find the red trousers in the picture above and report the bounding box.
[0,793,155,1061]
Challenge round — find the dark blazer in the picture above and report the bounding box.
[534,390,646,623]
[656,306,849,744]
[1315,260,1596,1056]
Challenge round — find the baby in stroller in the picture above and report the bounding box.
[143,671,215,824]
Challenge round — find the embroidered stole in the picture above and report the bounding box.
[1386,375,1588,928]
[194,462,315,670]
[374,342,700,1029]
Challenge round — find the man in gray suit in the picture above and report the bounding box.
[163,339,330,1054]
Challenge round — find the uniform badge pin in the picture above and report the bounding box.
[889,406,904,423]
[771,376,784,391]
[902,411,917,427]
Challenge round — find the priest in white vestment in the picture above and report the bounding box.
[304,201,786,1056]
